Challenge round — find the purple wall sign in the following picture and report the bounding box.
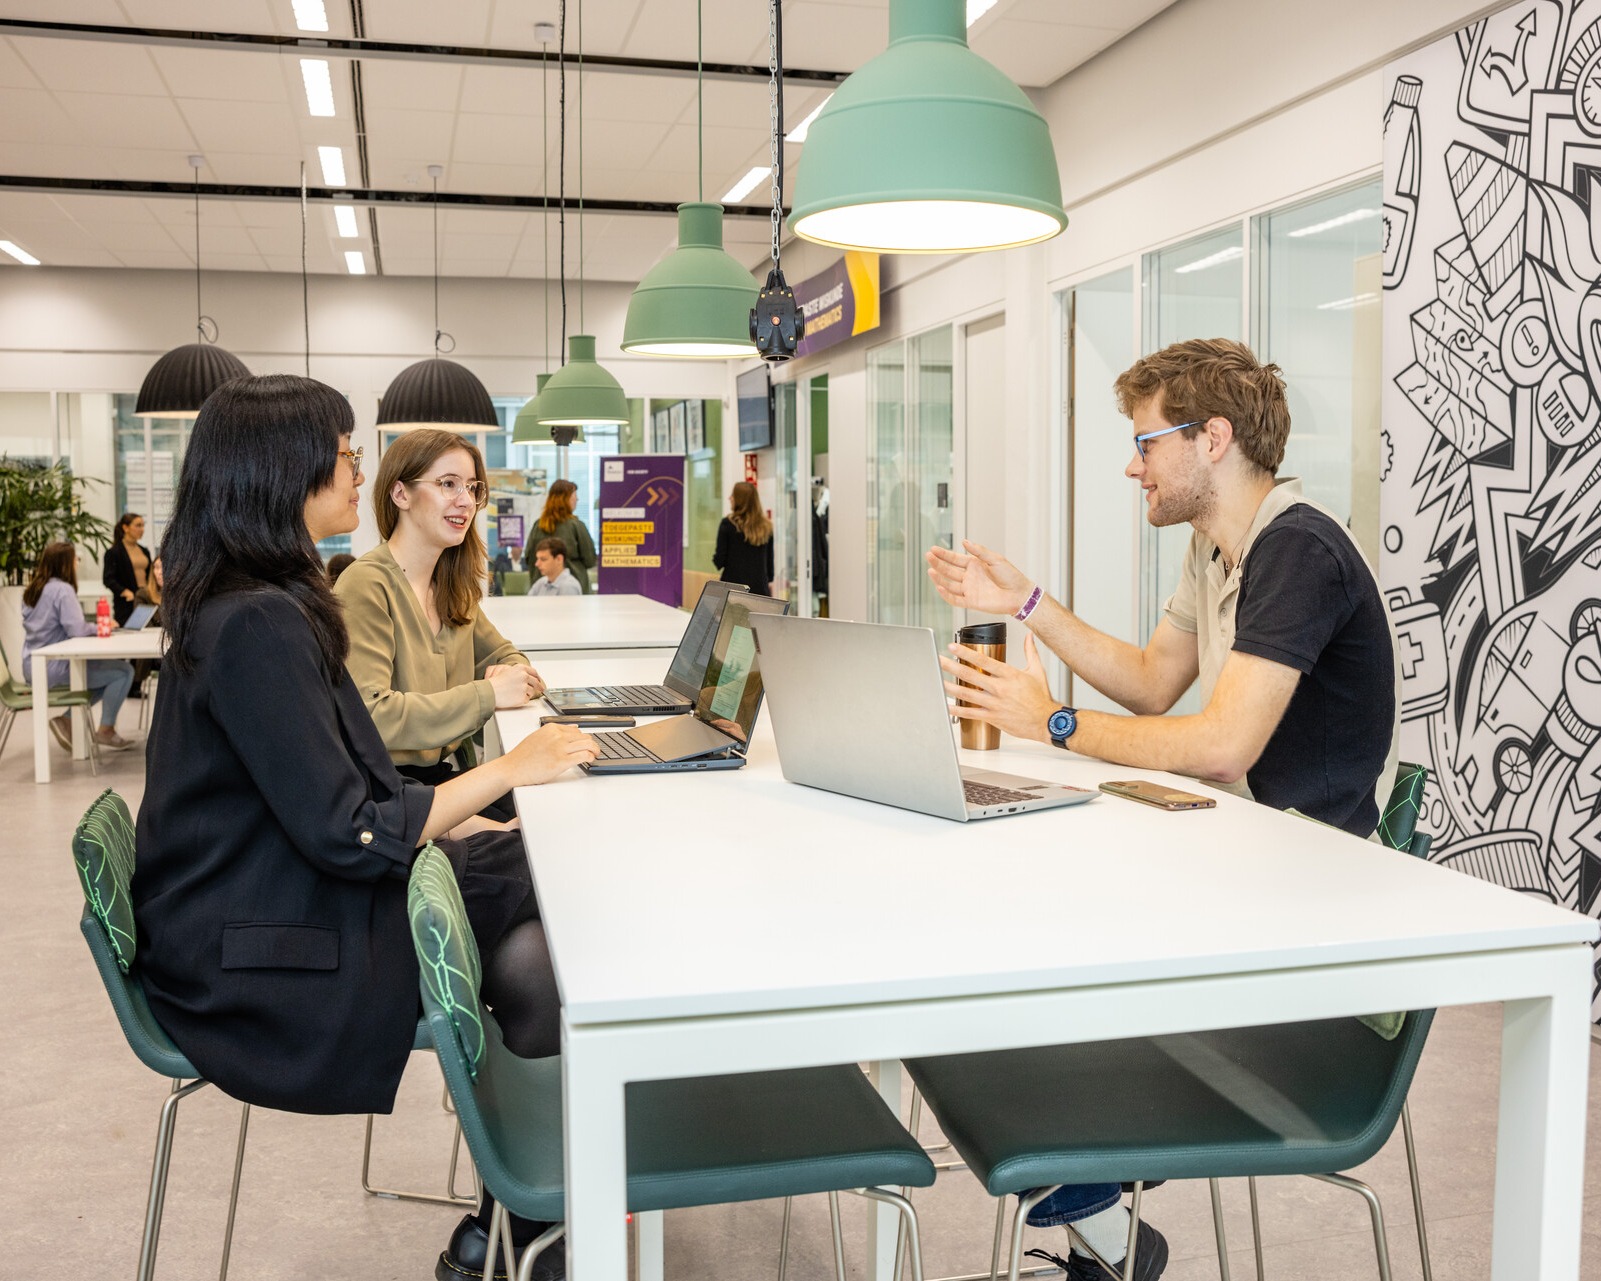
[597,455,685,607]
[794,250,880,360]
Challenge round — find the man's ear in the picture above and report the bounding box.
[1205,416,1236,459]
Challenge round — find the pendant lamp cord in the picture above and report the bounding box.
[577,0,585,334]
[299,163,310,376]
[558,0,567,366]
[697,0,703,203]
[190,161,219,344]
[428,167,455,355]
[767,0,784,268]
[542,38,551,372]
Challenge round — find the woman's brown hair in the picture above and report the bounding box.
[728,481,772,546]
[373,428,488,629]
[23,541,78,608]
[115,512,142,542]
[537,478,577,534]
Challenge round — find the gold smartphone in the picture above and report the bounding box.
[1098,780,1217,810]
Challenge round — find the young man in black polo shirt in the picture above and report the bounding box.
[924,337,1399,1279]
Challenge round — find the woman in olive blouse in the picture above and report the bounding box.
[335,429,546,829]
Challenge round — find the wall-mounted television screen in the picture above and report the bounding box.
[736,366,773,451]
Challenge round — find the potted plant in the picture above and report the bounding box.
[0,457,113,682]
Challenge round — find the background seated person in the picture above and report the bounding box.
[335,429,546,833]
[527,536,582,597]
[135,374,596,1279]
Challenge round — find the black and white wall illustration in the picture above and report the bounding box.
[1382,1,1601,1014]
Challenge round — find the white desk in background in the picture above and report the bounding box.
[498,653,1597,1281]
[478,593,687,661]
[31,628,163,783]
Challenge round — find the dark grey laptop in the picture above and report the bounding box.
[123,603,158,630]
[583,594,793,774]
[543,580,749,715]
[750,615,1099,821]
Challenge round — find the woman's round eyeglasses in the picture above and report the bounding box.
[409,475,489,508]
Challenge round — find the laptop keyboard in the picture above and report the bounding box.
[591,730,657,761]
[963,780,1040,807]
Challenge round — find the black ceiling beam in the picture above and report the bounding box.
[0,18,847,85]
[0,173,781,219]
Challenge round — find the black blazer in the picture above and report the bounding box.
[103,541,152,625]
[133,591,434,1115]
[713,517,775,595]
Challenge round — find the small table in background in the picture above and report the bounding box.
[31,629,163,783]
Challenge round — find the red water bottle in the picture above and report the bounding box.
[96,596,112,638]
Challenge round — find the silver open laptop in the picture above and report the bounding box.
[750,615,1098,821]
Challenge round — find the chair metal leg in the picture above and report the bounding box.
[361,1111,478,1205]
[1247,1177,1264,1281]
[217,1103,251,1281]
[1005,1186,1056,1281]
[777,1196,793,1281]
[828,1190,847,1281]
[1307,1173,1393,1281]
[1208,1178,1233,1281]
[0,705,14,757]
[514,1221,567,1281]
[82,706,99,775]
[139,1078,211,1281]
[1059,1181,1146,1281]
[483,1199,509,1281]
[1401,1103,1433,1281]
[853,1187,926,1281]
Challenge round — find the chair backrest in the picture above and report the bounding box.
[502,570,531,596]
[1378,761,1430,858]
[72,789,197,1079]
[408,844,487,1079]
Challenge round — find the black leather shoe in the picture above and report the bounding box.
[436,1214,565,1281]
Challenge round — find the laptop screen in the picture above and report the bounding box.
[123,602,158,630]
[693,594,791,744]
[662,580,747,698]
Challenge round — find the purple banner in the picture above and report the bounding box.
[795,250,880,360]
[597,455,685,607]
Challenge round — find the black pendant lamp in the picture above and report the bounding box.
[135,154,250,418]
[376,164,499,432]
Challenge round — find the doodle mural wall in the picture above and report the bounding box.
[1382,1,1601,1014]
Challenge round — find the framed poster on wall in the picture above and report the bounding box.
[686,400,704,453]
[669,401,686,453]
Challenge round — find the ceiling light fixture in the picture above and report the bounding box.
[333,203,359,237]
[534,0,630,439]
[784,95,831,143]
[135,155,250,418]
[0,240,40,265]
[789,0,1066,254]
[375,164,499,433]
[722,166,771,203]
[318,145,347,187]
[622,0,759,360]
[344,250,366,274]
[299,58,336,117]
[291,0,329,33]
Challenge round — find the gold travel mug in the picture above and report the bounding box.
[954,621,1006,751]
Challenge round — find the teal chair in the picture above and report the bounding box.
[0,632,100,771]
[408,845,936,1281]
[902,765,1439,1281]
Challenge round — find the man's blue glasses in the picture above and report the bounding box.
[1133,419,1206,458]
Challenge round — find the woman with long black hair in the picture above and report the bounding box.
[133,373,592,1281]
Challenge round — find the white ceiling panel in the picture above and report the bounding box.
[148,46,297,103]
[360,59,465,115]
[457,64,551,118]
[113,0,294,34]
[0,89,80,144]
[10,36,169,96]
[175,97,303,155]
[0,38,44,89]
[57,92,196,150]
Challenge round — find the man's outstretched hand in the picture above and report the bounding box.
[925,540,1033,617]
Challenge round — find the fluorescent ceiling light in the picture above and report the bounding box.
[0,240,40,265]
[318,145,347,187]
[333,204,359,237]
[344,250,366,274]
[1288,208,1380,237]
[1317,292,1379,311]
[722,166,771,203]
[292,0,329,32]
[300,59,336,117]
[966,0,1000,25]
[785,95,832,143]
[1173,245,1243,274]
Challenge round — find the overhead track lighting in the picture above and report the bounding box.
[375,164,499,432]
[789,0,1066,255]
[623,0,759,360]
[134,154,249,418]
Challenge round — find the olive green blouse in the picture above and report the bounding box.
[334,543,529,767]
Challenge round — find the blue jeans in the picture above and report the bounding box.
[1023,1183,1122,1227]
[84,659,134,729]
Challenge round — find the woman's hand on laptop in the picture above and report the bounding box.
[941,632,1056,744]
[926,539,1033,617]
[504,723,598,784]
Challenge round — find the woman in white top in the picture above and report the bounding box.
[20,541,136,750]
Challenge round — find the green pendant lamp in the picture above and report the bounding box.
[789,0,1066,254]
[512,373,579,443]
[622,0,758,357]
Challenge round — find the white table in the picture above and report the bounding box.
[31,629,163,783]
[500,654,1598,1281]
[478,593,688,658]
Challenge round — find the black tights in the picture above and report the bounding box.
[480,917,561,1059]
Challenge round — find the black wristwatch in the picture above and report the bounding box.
[1047,706,1078,750]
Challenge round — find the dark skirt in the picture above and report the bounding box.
[433,829,540,958]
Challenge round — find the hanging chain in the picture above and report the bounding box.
[767,0,781,266]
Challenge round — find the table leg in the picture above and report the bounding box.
[866,1060,903,1281]
[1489,947,1592,1279]
[31,653,51,783]
[635,1211,663,1281]
[70,658,88,758]
[562,1029,632,1281]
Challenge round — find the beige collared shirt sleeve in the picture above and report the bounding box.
[335,560,495,763]
[1161,532,1204,635]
